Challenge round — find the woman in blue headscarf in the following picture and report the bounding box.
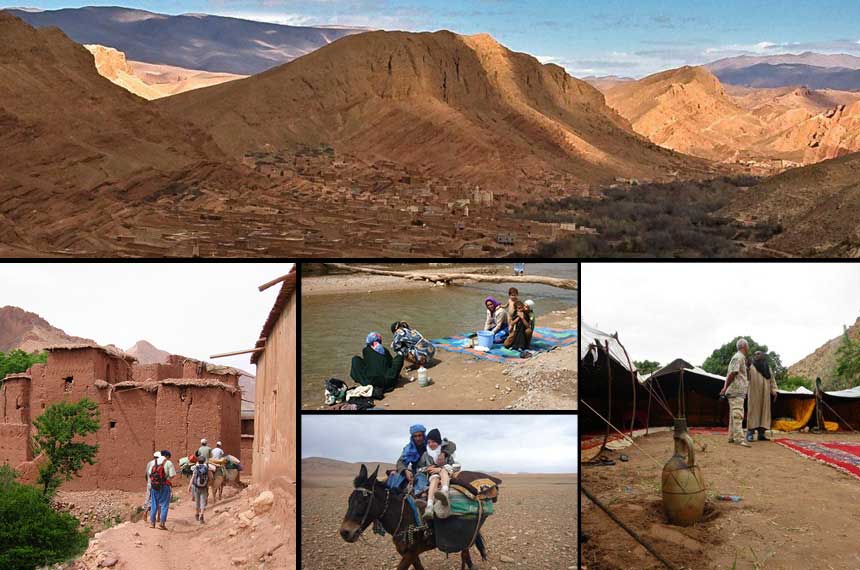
[349,332,404,393]
[395,424,430,494]
[483,296,509,344]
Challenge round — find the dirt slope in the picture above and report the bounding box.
[159,30,709,189]
[0,305,94,353]
[724,152,860,256]
[788,316,860,386]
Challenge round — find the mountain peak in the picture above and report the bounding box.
[126,339,171,364]
[0,305,94,354]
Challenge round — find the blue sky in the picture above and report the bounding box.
[9,0,860,77]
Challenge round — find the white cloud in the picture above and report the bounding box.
[583,263,860,368]
[302,414,578,473]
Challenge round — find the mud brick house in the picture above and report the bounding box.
[0,344,242,491]
[250,266,296,532]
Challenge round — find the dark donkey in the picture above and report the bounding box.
[339,464,488,570]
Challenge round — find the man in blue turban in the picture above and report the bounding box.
[395,424,428,493]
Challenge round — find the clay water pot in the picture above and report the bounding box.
[661,418,705,526]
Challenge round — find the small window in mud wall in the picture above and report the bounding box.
[109,420,117,430]
[63,376,74,392]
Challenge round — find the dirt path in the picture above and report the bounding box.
[582,430,860,570]
[302,474,578,570]
[74,484,294,570]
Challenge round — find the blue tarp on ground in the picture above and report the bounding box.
[431,327,578,363]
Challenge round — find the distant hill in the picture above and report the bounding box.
[712,63,860,91]
[7,6,368,75]
[0,305,94,353]
[302,457,397,479]
[126,339,171,364]
[159,30,710,189]
[789,317,860,388]
[707,52,860,73]
[581,75,635,92]
[603,65,762,161]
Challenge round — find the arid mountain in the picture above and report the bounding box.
[604,66,764,162]
[714,63,860,90]
[724,152,860,256]
[86,44,244,100]
[0,12,248,253]
[160,30,709,189]
[707,52,860,73]
[0,306,94,353]
[789,317,860,387]
[8,6,367,75]
[602,66,860,166]
[125,339,171,364]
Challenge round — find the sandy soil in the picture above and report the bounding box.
[302,473,577,570]
[582,430,860,570]
[70,484,294,570]
[313,308,577,411]
[301,265,507,296]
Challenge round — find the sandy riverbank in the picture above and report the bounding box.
[301,264,511,296]
[308,307,577,411]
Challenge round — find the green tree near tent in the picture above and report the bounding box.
[701,336,787,384]
[634,360,661,376]
[32,399,100,497]
[834,330,860,390]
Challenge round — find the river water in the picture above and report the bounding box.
[301,263,578,407]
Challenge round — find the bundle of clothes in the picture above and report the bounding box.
[323,377,379,410]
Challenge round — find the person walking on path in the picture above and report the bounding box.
[188,456,210,523]
[143,451,160,522]
[149,450,177,530]
[211,441,225,460]
[721,339,751,448]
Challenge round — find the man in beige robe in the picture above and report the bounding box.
[747,350,778,442]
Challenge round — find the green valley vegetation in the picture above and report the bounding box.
[634,360,661,376]
[0,465,89,570]
[701,337,788,384]
[834,330,860,391]
[0,350,47,382]
[517,176,781,258]
[32,398,100,496]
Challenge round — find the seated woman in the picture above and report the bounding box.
[505,300,533,351]
[349,332,404,392]
[390,321,436,369]
[483,296,509,344]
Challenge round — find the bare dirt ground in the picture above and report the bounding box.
[69,484,294,570]
[582,430,860,570]
[302,473,577,570]
[341,308,577,411]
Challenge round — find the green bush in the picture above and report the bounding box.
[701,337,786,382]
[32,399,100,497]
[0,350,47,381]
[0,465,89,570]
[779,375,813,392]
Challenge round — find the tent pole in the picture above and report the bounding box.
[646,386,653,436]
[615,333,637,436]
